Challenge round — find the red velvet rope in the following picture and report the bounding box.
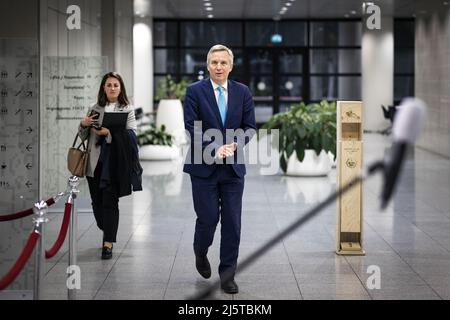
[0,231,40,290]
[0,198,55,222]
[45,203,73,259]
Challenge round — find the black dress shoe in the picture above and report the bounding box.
[101,246,113,260]
[221,279,239,294]
[195,255,211,279]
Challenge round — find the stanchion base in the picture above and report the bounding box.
[336,250,366,256]
[336,242,365,255]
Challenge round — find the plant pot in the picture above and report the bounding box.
[286,149,332,176]
[328,151,337,168]
[156,99,186,144]
[285,175,333,204]
[139,144,180,161]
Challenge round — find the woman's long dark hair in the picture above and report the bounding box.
[97,72,130,107]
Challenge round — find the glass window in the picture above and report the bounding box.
[310,76,337,100]
[279,76,303,100]
[180,49,243,76]
[394,76,414,101]
[153,21,177,46]
[395,48,414,74]
[395,20,415,47]
[181,74,201,84]
[249,76,273,99]
[279,51,303,73]
[310,76,361,101]
[180,49,207,74]
[245,21,306,46]
[180,21,242,47]
[278,21,307,46]
[310,49,361,74]
[154,49,177,74]
[254,104,274,123]
[154,75,165,95]
[338,76,361,100]
[310,21,361,46]
[249,50,273,74]
[231,51,244,77]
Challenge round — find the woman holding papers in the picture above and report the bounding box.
[78,72,142,259]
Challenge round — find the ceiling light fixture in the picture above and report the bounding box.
[205,7,213,11]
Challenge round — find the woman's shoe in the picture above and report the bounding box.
[101,245,113,260]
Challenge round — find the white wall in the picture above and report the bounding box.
[114,0,134,97]
[362,16,394,132]
[39,0,104,201]
[0,0,40,297]
[133,17,153,113]
[415,6,450,157]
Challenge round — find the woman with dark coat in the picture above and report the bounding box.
[78,72,142,259]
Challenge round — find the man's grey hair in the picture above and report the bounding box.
[206,44,234,66]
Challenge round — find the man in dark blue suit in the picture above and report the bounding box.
[183,44,256,294]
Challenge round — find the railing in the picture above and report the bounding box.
[0,176,80,300]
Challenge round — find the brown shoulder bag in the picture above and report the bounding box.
[67,133,89,177]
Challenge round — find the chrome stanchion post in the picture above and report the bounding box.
[67,176,80,300]
[53,191,67,203]
[33,200,49,300]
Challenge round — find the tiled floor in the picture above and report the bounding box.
[41,133,450,300]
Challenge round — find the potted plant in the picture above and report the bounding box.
[155,74,189,102]
[136,124,180,160]
[155,75,190,145]
[261,100,337,176]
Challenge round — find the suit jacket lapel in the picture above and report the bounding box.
[202,79,223,128]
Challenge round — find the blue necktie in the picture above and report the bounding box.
[217,86,227,126]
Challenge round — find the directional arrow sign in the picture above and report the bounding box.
[25,181,32,188]
[26,127,33,134]
[25,144,32,151]
[25,163,32,169]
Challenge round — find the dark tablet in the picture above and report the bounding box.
[102,112,128,129]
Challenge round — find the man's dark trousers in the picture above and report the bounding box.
[191,164,244,278]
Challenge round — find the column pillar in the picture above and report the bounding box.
[362,6,394,131]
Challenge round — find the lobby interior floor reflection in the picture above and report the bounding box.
[41,133,450,300]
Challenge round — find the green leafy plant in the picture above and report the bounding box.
[155,75,189,102]
[260,100,337,173]
[136,124,173,147]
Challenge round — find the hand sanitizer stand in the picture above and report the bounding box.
[336,101,365,256]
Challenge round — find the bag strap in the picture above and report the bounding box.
[72,131,89,151]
